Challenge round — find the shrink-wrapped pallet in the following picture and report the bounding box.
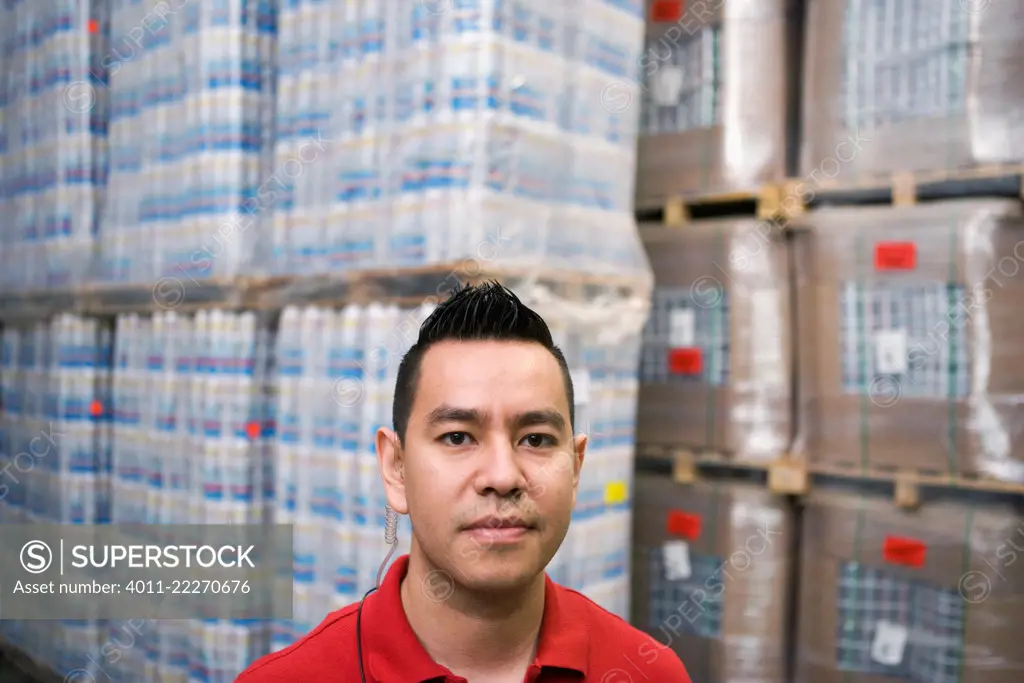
[635,0,796,207]
[637,219,794,462]
[0,2,107,293]
[0,281,653,682]
[796,488,1024,683]
[801,0,1024,180]
[632,470,796,683]
[794,200,1024,483]
[268,0,645,280]
[0,316,113,676]
[96,0,277,285]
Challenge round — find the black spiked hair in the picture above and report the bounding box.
[392,281,574,441]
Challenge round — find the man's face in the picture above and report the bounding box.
[381,339,586,594]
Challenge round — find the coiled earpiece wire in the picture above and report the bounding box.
[358,504,400,682]
[377,504,399,587]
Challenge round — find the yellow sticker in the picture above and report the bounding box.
[604,481,628,505]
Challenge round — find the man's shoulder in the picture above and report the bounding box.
[556,585,692,681]
[235,603,361,681]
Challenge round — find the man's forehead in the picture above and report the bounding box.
[418,338,561,371]
[411,340,570,416]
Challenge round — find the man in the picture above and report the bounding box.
[237,282,690,682]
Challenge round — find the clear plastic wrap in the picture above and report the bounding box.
[0,2,106,294]
[0,1,655,678]
[104,309,277,680]
[264,0,648,284]
[0,316,114,677]
[631,470,795,683]
[795,199,1024,483]
[801,0,1024,179]
[94,0,277,286]
[635,0,794,207]
[87,0,649,291]
[796,488,1024,683]
[0,290,649,679]
[0,0,652,316]
[636,219,793,462]
[244,0,655,327]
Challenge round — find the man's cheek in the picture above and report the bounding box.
[408,500,446,549]
[531,452,575,498]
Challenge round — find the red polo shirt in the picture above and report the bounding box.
[236,555,690,682]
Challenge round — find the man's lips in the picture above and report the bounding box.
[463,515,535,531]
[463,526,533,543]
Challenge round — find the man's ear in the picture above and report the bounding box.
[376,427,409,514]
[570,433,587,504]
[573,432,589,485]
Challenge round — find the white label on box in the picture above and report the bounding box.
[572,368,590,406]
[662,540,692,581]
[871,620,909,666]
[875,329,908,375]
[669,308,696,347]
[652,66,686,106]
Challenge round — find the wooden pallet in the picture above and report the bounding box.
[0,265,650,321]
[251,263,649,311]
[636,445,1024,509]
[810,462,1024,509]
[795,163,1024,209]
[636,445,809,495]
[635,182,804,225]
[86,277,244,314]
[0,278,243,320]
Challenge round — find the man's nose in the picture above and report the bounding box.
[474,437,528,498]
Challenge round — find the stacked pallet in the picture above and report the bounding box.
[634,0,798,210]
[629,1,1024,682]
[0,1,654,681]
[802,0,1024,183]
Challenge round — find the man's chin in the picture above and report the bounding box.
[453,567,540,596]
[448,549,545,594]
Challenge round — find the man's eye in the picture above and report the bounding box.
[521,434,556,449]
[440,432,471,446]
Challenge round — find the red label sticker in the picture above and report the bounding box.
[668,348,703,375]
[883,536,927,568]
[666,511,701,540]
[89,400,103,417]
[650,0,684,22]
[875,242,917,271]
[245,421,261,441]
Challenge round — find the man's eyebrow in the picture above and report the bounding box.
[425,405,487,426]
[511,409,566,433]
[423,406,567,433]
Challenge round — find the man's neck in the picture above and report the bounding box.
[400,552,546,680]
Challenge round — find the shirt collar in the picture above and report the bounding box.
[364,554,450,682]
[362,555,589,682]
[534,572,590,676]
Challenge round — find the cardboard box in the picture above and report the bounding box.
[631,470,796,682]
[795,200,1024,483]
[796,488,1024,683]
[800,0,1024,178]
[635,0,796,206]
[638,219,794,461]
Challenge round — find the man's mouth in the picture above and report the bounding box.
[462,516,536,543]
